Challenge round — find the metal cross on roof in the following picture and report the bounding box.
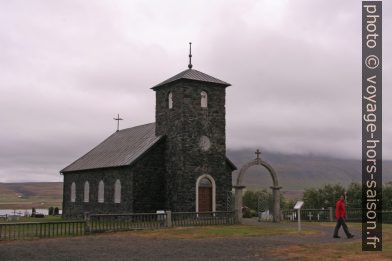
[113,114,123,132]
[188,42,193,69]
[255,149,261,159]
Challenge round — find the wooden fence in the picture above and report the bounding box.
[0,211,237,241]
[88,212,167,232]
[282,208,392,223]
[172,211,236,226]
[0,221,86,240]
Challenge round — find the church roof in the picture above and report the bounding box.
[61,122,237,173]
[152,69,231,89]
[61,123,162,173]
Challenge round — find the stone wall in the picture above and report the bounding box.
[62,141,166,218]
[63,76,234,217]
[132,139,166,212]
[155,79,232,212]
[62,166,132,218]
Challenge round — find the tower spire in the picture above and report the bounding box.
[188,42,193,69]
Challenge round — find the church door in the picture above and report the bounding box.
[198,177,212,212]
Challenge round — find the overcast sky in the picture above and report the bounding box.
[0,0,391,182]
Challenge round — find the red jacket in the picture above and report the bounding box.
[335,198,347,219]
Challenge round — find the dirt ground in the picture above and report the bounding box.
[0,221,363,261]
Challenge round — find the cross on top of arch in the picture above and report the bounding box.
[255,149,261,159]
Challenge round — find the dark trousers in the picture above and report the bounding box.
[333,218,352,237]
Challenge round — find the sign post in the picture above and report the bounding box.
[294,201,304,232]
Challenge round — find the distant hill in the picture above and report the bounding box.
[0,182,62,209]
[0,150,390,208]
[228,149,392,191]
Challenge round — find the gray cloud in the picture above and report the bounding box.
[0,0,390,182]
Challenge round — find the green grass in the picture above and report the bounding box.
[0,182,62,209]
[125,224,319,239]
[268,223,392,260]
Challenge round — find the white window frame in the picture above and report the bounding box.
[84,181,90,203]
[98,180,104,203]
[168,92,173,109]
[70,182,76,203]
[201,91,208,108]
[114,179,121,204]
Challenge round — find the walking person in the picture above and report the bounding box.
[333,192,354,239]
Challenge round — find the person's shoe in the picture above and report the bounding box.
[333,235,340,238]
[348,234,354,239]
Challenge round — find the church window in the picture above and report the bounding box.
[70,182,76,202]
[84,181,90,203]
[114,179,121,203]
[201,91,208,108]
[168,92,173,109]
[98,180,104,203]
[199,177,212,187]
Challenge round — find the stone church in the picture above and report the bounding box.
[61,53,237,217]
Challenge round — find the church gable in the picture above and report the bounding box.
[61,123,162,173]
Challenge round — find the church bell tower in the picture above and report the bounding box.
[152,43,235,212]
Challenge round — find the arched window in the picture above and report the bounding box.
[70,182,76,202]
[201,91,208,108]
[84,181,89,203]
[98,180,104,203]
[114,179,121,203]
[199,177,212,187]
[168,92,173,109]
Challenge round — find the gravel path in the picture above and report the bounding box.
[0,220,361,261]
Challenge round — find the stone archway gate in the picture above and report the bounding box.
[234,150,282,222]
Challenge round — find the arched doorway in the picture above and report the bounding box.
[196,174,216,212]
[234,149,282,222]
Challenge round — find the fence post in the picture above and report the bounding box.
[165,211,172,227]
[233,210,239,224]
[328,207,333,222]
[84,212,91,233]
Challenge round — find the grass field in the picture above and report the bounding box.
[0,182,62,209]
[268,222,392,260]
[0,222,319,242]
[1,221,391,260]
[131,223,392,259]
[110,224,319,239]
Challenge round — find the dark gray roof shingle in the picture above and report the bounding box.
[61,123,161,173]
[61,122,237,173]
[152,69,230,89]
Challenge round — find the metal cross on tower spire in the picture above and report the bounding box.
[188,42,193,69]
[113,114,123,132]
